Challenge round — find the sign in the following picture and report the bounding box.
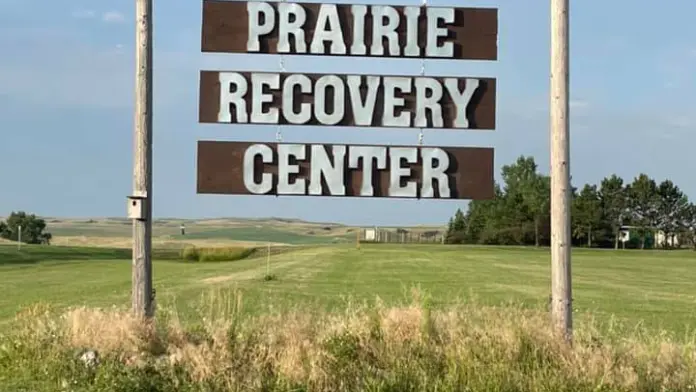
[197,141,494,199]
[199,71,496,129]
[201,0,498,60]
[196,0,499,201]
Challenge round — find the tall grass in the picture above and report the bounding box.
[2,289,696,391]
[180,246,255,262]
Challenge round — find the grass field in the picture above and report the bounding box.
[43,217,362,246]
[1,243,695,333]
[3,240,696,390]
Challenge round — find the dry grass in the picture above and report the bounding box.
[2,288,696,391]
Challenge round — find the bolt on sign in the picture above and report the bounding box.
[197,0,499,200]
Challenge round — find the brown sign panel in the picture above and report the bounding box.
[199,71,496,130]
[197,141,494,200]
[201,0,498,60]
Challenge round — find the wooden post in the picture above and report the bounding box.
[356,229,360,249]
[132,0,154,319]
[550,0,572,340]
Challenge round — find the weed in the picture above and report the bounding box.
[263,273,278,282]
[3,292,696,391]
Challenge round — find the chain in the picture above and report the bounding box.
[276,0,285,143]
[277,51,284,143]
[418,0,427,146]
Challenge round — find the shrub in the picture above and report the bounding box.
[180,246,200,262]
[181,246,255,262]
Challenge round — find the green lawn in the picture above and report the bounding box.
[1,244,695,333]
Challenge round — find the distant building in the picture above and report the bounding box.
[364,227,377,241]
[655,230,679,248]
[619,225,679,248]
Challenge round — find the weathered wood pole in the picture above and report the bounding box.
[132,0,154,318]
[550,0,572,340]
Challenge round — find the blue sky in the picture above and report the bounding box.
[0,0,694,226]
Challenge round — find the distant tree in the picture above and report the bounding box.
[443,156,693,250]
[627,174,659,249]
[528,175,551,246]
[599,175,628,249]
[446,217,454,234]
[572,184,602,247]
[445,208,467,244]
[460,184,505,244]
[656,180,689,248]
[0,211,52,245]
[452,209,466,232]
[679,204,696,250]
[501,156,549,246]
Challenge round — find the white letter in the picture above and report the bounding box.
[388,147,417,197]
[350,5,367,55]
[347,75,380,126]
[426,8,454,57]
[250,73,279,124]
[282,74,312,124]
[310,4,346,54]
[370,6,400,56]
[420,148,450,198]
[414,78,443,127]
[218,72,248,123]
[243,144,273,194]
[278,3,307,53]
[348,146,387,196]
[382,77,412,127]
[247,2,275,52]
[445,78,480,128]
[403,7,420,57]
[314,75,345,125]
[309,145,346,195]
[277,144,306,194]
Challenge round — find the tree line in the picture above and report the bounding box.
[445,156,696,249]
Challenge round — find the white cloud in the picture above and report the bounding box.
[102,11,125,23]
[71,9,96,19]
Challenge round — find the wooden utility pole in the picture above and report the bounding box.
[132,0,154,318]
[550,0,572,340]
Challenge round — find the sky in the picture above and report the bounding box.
[0,0,694,226]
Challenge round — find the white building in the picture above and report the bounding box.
[364,227,377,241]
[655,230,679,248]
